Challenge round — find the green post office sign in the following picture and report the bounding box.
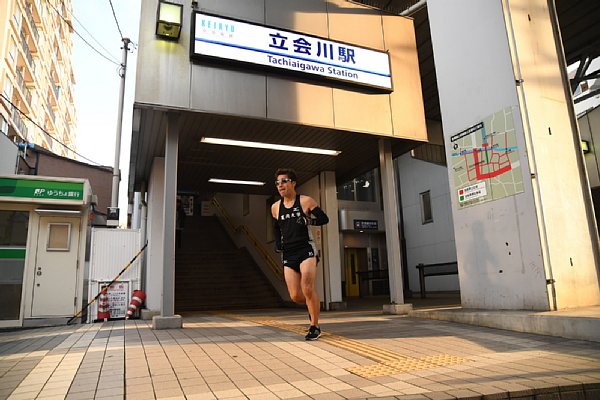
[0,178,84,200]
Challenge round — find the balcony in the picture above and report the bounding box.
[46,101,55,122]
[15,70,32,105]
[29,0,42,24]
[23,3,39,43]
[10,104,28,139]
[50,79,60,102]
[19,35,35,75]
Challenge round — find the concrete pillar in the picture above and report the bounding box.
[319,171,344,309]
[428,0,600,310]
[131,192,141,229]
[153,113,182,329]
[144,158,164,316]
[379,139,410,313]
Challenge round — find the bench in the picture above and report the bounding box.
[416,262,458,298]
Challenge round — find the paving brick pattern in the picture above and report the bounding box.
[0,309,599,399]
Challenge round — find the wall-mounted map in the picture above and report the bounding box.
[450,107,524,208]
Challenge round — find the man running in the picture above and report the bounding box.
[271,168,329,340]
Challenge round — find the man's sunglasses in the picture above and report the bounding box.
[275,178,292,186]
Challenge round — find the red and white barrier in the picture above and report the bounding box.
[125,290,146,320]
[97,287,110,321]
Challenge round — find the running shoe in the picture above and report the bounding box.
[305,325,321,341]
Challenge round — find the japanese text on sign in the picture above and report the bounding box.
[193,12,392,91]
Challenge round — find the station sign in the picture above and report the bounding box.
[191,12,393,91]
[354,219,379,230]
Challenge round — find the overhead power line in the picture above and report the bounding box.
[108,0,125,41]
[47,0,120,66]
[0,93,104,167]
[59,0,121,64]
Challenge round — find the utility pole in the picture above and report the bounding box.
[108,37,131,227]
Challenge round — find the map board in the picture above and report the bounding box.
[450,107,524,208]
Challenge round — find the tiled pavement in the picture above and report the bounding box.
[0,307,599,400]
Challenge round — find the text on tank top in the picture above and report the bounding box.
[277,195,313,250]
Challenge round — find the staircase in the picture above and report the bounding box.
[175,215,282,311]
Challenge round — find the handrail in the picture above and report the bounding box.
[415,261,458,298]
[416,261,458,269]
[211,197,284,281]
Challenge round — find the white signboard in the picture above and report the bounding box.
[192,12,393,91]
[100,281,129,319]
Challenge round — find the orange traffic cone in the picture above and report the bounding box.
[97,286,110,322]
[125,290,146,320]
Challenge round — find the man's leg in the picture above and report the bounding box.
[299,257,319,327]
[284,267,305,304]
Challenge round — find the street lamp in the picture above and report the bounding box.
[156,1,183,40]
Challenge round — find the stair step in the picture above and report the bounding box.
[175,215,282,311]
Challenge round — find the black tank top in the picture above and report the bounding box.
[277,195,313,250]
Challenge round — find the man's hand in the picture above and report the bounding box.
[297,207,329,226]
[296,215,311,225]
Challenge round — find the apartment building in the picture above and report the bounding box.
[0,0,76,159]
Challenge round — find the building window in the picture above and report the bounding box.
[8,37,17,67]
[337,169,378,202]
[420,190,433,224]
[337,181,354,201]
[2,79,13,101]
[12,4,22,30]
[0,116,8,135]
[47,223,71,251]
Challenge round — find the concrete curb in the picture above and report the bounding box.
[408,307,600,342]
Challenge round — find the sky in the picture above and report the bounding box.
[71,0,141,225]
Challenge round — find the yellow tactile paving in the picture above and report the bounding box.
[348,354,468,377]
[218,312,468,377]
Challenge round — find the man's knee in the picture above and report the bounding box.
[301,283,315,298]
[290,292,305,303]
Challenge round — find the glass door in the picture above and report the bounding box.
[0,210,29,327]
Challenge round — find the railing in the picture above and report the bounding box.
[20,35,34,73]
[357,269,389,281]
[24,3,39,43]
[30,0,43,23]
[15,70,32,105]
[50,78,60,101]
[416,261,458,298]
[10,104,28,139]
[46,101,55,122]
[211,197,284,281]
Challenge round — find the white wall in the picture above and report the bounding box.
[428,0,600,309]
[429,0,547,310]
[135,0,426,140]
[397,154,458,294]
[0,133,17,174]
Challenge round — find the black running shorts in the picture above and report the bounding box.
[282,242,318,272]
